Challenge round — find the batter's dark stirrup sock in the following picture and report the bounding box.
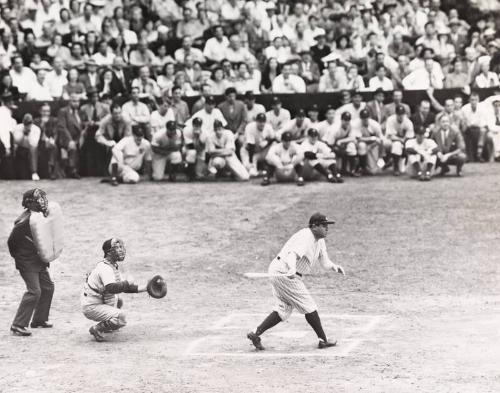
[313,163,329,178]
[328,163,338,176]
[294,163,303,177]
[256,311,281,336]
[111,163,118,178]
[305,311,327,342]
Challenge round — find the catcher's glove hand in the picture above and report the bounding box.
[147,275,167,299]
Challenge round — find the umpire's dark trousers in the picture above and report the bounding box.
[13,270,54,327]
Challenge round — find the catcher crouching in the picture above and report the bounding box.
[81,238,166,342]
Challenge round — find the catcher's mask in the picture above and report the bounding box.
[102,238,126,261]
[22,188,48,216]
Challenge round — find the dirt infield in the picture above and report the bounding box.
[1,164,500,393]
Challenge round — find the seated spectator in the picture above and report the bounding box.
[432,114,466,176]
[121,86,151,128]
[208,67,233,96]
[151,120,183,182]
[27,69,53,101]
[129,37,155,67]
[46,57,68,100]
[67,42,88,70]
[203,25,229,64]
[403,58,444,89]
[387,32,414,60]
[234,62,256,94]
[131,66,161,101]
[385,105,415,176]
[345,65,365,91]
[157,62,177,94]
[260,58,281,93]
[9,55,37,95]
[0,73,21,102]
[206,120,249,181]
[98,68,126,98]
[225,34,256,64]
[182,56,204,91]
[405,126,439,181]
[272,61,306,93]
[34,103,59,180]
[444,57,469,88]
[318,61,346,93]
[80,58,100,91]
[92,40,115,67]
[62,68,87,100]
[109,124,152,186]
[298,51,320,92]
[264,36,291,65]
[12,114,42,180]
[29,52,52,74]
[368,65,394,91]
[474,61,500,88]
[392,55,412,90]
[152,43,176,70]
[172,71,196,97]
[176,7,205,41]
[174,35,205,64]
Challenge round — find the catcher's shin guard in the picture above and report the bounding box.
[97,313,127,332]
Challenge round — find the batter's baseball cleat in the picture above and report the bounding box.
[10,325,32,336]
[30,321,53,328]
[89,326,105,342]
[318,339,337,349]
[297,177,305,186]
[247,332,265,350]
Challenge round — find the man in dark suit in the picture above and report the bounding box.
[56,93,84,178]
[80,88,110,176]
[366,88,388,125]
[79,58,100,92]
[432,114,466,176]
[34,102,59,180]
[384,89,411,118]
[411,99,436,134]
[111,56,133,93]
[298,51,321,92]
[310,32,330,71]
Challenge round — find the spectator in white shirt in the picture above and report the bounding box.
[27,69,53,101]
[474,61,500,88]
[224,34,256,64]
[460,92,488,161]
[403,58,444,90]
[264,36,290,64]
[45,57,68,99]
[272,62,306,93]
[12,114,42,180]
[121,86,151,126]
[92,40,116,67]
[203,25,229,64]
[269,14,296,42]
[266,96,291,131]
[150,99,176,134]
[368,65,394,91]
[174,35,205,64]
[9,55,37,95]
[191,95,227,134]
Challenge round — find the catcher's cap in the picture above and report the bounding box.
[166,120,177,131]
[192,117,202,127]
[102,238,122,254]
[309,213,335,226]
[395,105,406,115]
[281,131,292,142]
[256,113,266,122]
[341,111,351,121]
[360,109,370,119]
[307,128,319,137]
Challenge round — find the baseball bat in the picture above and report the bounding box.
[243,272,288,278]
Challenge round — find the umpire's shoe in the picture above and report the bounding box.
[247,332,265,350]
[89,326,105,342]
[10,325,32,336]
[318,339,337,349]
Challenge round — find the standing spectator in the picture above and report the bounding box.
[460,92,488,162]
[56,94,84,178]
[298,51,320,92]
[310,32,330,71]
[218,87,247,136]
[121,86,151,128]
[384,90,411,118]
[366,88,388,126]
[12,114,42,180]
[444,57,469,88]
[203,25,229,64]
[432,114,466,176]
[34,103,59,180]
[170,85,191,125]
[411,100,436,135]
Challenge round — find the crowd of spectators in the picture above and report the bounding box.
[0,0,500,184]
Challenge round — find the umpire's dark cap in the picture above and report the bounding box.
[309,213,335,226]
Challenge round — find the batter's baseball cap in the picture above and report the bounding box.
[166,120,177,131]
[360,109,370,118]
[307,128,319,137]
[281,131,292,142]
[309,213,335,226]
[192,117,202,127]
[256,113,266,122]
[395,105,406,115]
[341,111,351,121]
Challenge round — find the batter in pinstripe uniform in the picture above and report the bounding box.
[81,238,147,342]
[247,213,345,350]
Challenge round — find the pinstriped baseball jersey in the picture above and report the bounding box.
[82,260,122,306]
[269,228,334,275]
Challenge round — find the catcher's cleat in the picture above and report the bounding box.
[318,339,337,349]
[89,326,105,342]
[247,332,265,350]
[261,177,271,186]
[10,325,32,336]
[30,321,53,328]
[297,177,305,186]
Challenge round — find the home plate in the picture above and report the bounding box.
[268,330,309,339]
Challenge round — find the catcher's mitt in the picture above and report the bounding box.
[147,275,167,299]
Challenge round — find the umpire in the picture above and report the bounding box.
[8,189,55,336]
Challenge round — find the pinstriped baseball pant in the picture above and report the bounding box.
[271,276,317,321]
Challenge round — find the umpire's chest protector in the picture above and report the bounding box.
[29,201,64,263]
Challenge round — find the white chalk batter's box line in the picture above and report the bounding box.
[184,313,383,358]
